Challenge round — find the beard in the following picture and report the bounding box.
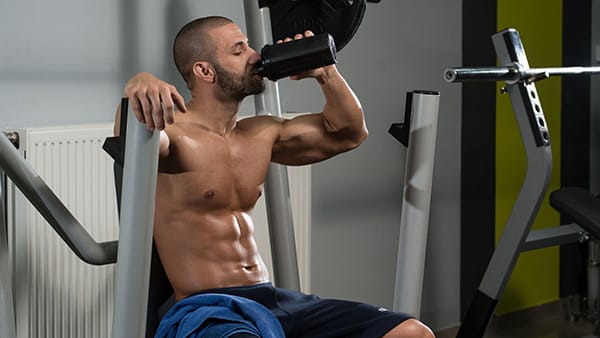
[213,61,265,101]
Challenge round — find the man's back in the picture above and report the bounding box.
[154,116,280,300]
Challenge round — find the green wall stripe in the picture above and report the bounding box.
[496,0,563,315]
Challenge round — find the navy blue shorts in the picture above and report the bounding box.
[194,282,413,338]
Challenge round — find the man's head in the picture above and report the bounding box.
[173,16,264,101]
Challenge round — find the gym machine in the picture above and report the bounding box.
[0,1,380,337]
[0,101,158,338]
[445,28,600,337]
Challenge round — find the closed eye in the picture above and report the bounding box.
[231,40,248,56]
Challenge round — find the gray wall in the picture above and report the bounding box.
[0,0,462,331]
[304,1,461,330]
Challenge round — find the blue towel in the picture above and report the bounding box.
[155,293,285,338]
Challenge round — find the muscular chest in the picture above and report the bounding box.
[163,132,272,210]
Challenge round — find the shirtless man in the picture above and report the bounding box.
[117,16,435,338]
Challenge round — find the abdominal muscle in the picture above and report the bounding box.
[153,176,270,301]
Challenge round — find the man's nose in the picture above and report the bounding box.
[249,49,261,64]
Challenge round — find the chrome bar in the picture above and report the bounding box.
[445,65,600,83]
[444,66,520,83]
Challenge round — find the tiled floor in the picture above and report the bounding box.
[435,301,599,338]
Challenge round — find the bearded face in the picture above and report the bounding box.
[212,61,265,101]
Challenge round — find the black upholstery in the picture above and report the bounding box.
[550,187,600,239]
[551,187,600,334]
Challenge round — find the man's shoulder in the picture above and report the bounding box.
[236,115,284,131]
[237,114,283,124]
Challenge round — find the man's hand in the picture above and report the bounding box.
[276,31,334,83]
[124,72,187,130]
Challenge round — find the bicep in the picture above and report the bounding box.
[271,113,352,165]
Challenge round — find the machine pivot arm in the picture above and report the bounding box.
[0,133,118,265]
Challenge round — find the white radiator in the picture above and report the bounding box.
[6,124,118,338]
[4,122,312,337]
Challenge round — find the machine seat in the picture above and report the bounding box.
[550,187,600,239]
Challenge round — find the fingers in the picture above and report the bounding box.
[159,88,175,126]
[129,96,144,125]
[134,90,156,130]
[148,87,164,131]
[124,73,186,131]
[172,90,187,114]
[277,30,315,44]
[289,70,312,81]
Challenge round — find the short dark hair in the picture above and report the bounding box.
[173,16,233,86]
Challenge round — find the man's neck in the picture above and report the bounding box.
[184,94,240,136]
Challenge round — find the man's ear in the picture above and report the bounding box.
[192,61,215,83]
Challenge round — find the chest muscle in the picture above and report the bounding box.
[161,133,272,210]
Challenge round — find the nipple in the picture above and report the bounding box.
[204,190,215,199]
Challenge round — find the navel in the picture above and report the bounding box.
[243,264,258,272]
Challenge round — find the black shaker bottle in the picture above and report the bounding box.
[256,33,337,81]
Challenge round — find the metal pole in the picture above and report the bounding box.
[112,102,160,338]
[393,91,440,317]
[444,66,520,83]
[243,0,301,291]
[445,65,600,83]
[0,170,16,338]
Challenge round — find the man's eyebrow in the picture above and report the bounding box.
[231,41,248,50]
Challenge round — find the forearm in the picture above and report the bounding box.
[318,66,367,143]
